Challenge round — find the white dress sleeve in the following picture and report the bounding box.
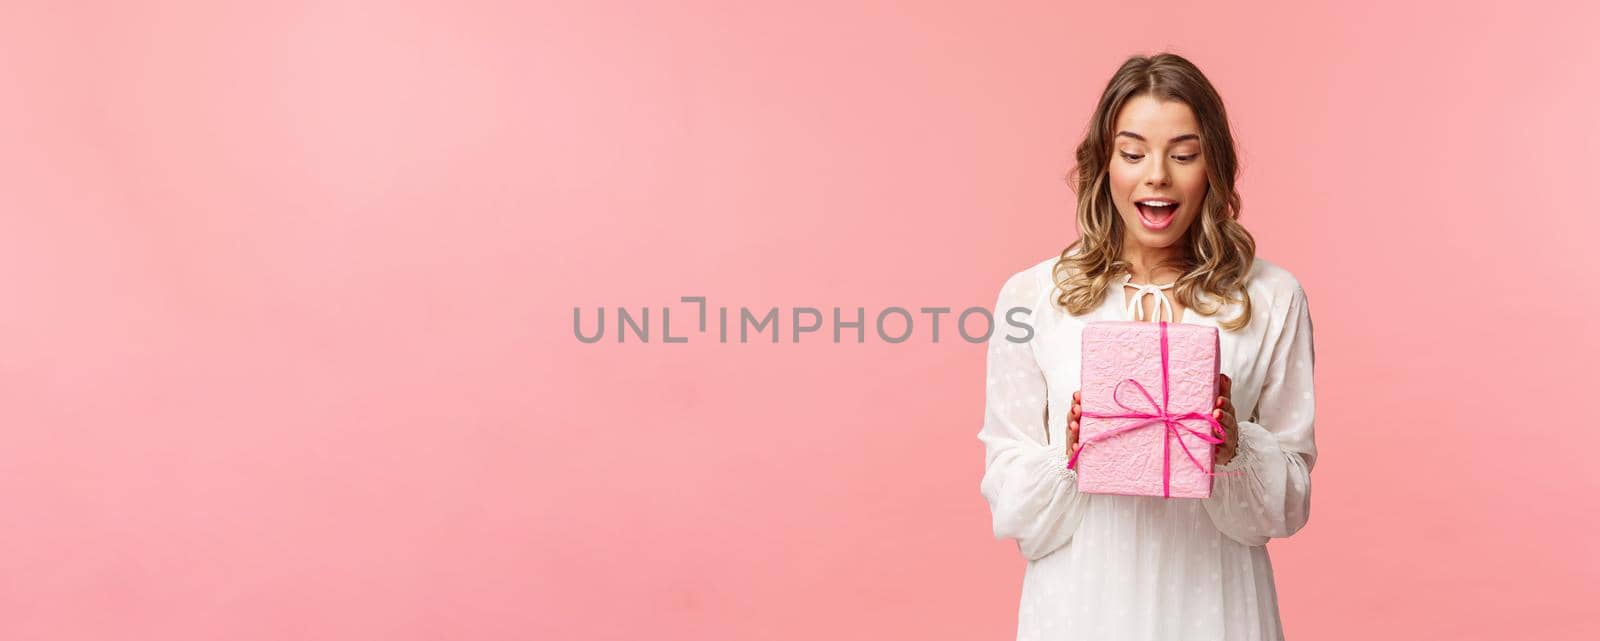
[1203,284,1318,546]
[977,269,1090,561]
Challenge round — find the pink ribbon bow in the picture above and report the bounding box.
[1067,320,1242,498]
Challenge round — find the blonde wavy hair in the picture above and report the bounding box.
[1052,53,1256,331]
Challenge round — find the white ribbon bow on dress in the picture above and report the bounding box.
[1121,273,1178,323]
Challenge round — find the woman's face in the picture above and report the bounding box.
[1107,94,1209,249]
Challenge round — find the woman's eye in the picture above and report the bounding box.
[1119,152,1144,162]
[1173,154,1198,162]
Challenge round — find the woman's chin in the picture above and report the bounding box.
[1125,224,1189,248]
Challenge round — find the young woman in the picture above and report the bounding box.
[977,53,1317,640]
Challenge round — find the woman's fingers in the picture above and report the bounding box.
[1069,389,1083,456]
[1213,404,1235,422]
[1068,390,1083,456]
[1215,374,1235,418]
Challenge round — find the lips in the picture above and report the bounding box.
[1135,201,1178,230]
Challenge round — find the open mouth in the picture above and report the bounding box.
[1135,200,1178,230]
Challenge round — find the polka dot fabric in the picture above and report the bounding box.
[978,253,1317,641]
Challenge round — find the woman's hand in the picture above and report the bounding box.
[1068,391,1083,461]
[1214,373,1239,466]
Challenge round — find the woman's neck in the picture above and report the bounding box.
[1121,245,1186,284]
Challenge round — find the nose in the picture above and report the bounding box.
[1145,157,1170,187]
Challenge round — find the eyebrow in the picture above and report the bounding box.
[1116,131,1200,144]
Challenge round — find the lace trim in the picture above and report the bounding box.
[1049,445,1079,483]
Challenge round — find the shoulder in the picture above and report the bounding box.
[1246,256,1309,312]
[995,255,1062,304]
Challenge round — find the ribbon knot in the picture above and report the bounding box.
[1067,320,1241,498]
[1123,277,1176,323]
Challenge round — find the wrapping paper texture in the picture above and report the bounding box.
[1077,321,1221,499]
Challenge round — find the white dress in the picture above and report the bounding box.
[978,254,1317,641]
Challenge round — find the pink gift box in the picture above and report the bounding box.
[1071,320,1224,499]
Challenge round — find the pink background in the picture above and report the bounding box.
[2,1,1596,639]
